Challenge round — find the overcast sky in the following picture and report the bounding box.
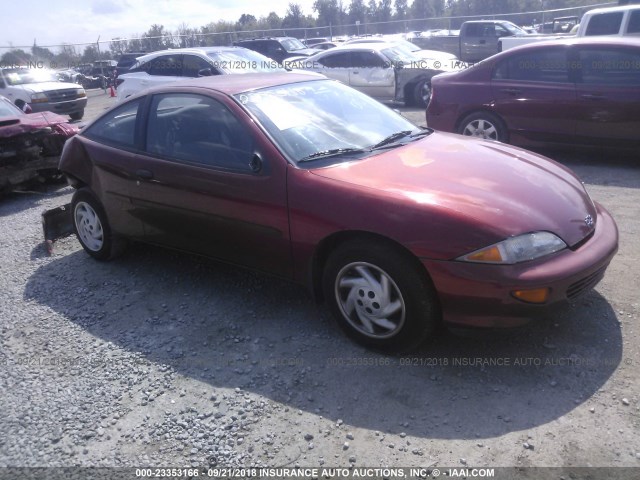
[1,0,318,51]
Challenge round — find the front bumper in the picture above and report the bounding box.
[30,97,87,115]
[422,202,619,328]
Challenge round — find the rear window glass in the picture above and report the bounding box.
[579,48,640,86]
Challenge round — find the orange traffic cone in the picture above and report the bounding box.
[109,86,116,97]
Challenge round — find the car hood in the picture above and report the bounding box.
[310,132,597,248]
[0,111,79,138]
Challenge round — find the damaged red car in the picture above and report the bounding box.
[57,74,618,351]
[0,95,79,192]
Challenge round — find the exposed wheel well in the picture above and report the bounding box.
[310,230,436,304]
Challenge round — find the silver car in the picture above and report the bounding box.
[286,43,443,106]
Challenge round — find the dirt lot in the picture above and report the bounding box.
[1,89,639,479]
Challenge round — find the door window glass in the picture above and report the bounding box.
[182,55,213,77]
[145,93,255,172]
[319,52,351,68]
[493,48,570,83]
[147,55,183,76]
[351,52,386,68]
[585,12,624,36]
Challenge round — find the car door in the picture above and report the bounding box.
[574,45,640,149]
[348,51,395,100]
[314,51,351,86]
[462,23,502,63]
[491,46,578,145]
[79,98,146,238]
[129,92,292,277]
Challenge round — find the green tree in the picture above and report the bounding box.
[1,49,31,66]
[394,0,409,20]
[283,3,305,28]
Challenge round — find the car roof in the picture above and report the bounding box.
[585,4,640,14]
[326,43,396,52]
[134,46,252,62]
[139,72,325,98]
[504,36,640,53]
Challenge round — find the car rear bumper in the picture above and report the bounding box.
[421,202,619,328]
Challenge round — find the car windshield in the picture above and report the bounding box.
[502,22,528,35]
[394,39,421,52]
[2,68,60,85]
[235,79,421,166]
[381,46,420,65]
[207,50,283,73]
[0,98,23,116]
[281,38,307,52]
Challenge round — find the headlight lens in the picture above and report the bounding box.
[457,232,567,264]
[31,92,48,103]
[76,88,86,98]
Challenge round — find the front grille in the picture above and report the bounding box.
[567,265,607,300]
[46,89,78,102]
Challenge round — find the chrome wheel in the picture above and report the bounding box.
[74,201,104,252]
[334,262,406,339]
[462,118,498,140]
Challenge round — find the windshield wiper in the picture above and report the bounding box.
[410,128,434,138]
[298,148,365,163]
[370,130,413,150]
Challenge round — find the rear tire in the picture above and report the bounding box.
[72,188,126,260]
[323,240,440,352]
[458,111,508,142]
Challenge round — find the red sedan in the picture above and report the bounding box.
[426,37,640,150]
[59,73,618,351]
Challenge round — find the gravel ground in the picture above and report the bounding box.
[1,90,639,477]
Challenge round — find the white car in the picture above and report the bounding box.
[344,37,466,70]
[287,43,445,106]
[116,46,284,101]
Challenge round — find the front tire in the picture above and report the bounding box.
[70,110,84,121]
[412,80,431,107]
[72,188,125,260]
[458,111,507,142]
[323,240,439,352]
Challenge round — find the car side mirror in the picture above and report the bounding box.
[198,68,213,77]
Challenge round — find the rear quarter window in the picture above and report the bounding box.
[84,99,142,148]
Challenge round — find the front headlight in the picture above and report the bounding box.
[76,88,86,98]
[31,92,48,103]
[457,232,567,265]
